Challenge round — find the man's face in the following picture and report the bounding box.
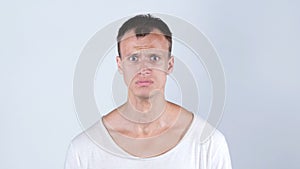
[117,29,174,99]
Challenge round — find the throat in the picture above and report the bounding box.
[134,121,168,138]
[120,95,167,124]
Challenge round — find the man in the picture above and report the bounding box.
[65,14,232,169]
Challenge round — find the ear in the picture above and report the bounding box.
[116,56,123,74]
[167,56,174,74]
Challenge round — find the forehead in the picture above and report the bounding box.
[119,29,169,57]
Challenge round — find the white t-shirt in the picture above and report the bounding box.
[65,115,232,169]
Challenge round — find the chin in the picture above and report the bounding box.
[136,95,151,100]
[133,90,152,99]
[134,88,164,99]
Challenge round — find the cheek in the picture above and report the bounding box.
[156,61,169,72]
[122,68,139,85]
[153,70,167,84]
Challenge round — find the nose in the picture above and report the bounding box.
[138,62,151,77]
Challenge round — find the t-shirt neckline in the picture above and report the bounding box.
[98,113,197,160]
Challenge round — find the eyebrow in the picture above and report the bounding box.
[125,53,139,58]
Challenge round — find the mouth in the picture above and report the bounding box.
[135,80,154,87]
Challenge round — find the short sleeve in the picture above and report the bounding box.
[210,137,232,169]
[64,143,82,169]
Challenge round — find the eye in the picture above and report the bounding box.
[150,55,160,62]
[128,54,138,62]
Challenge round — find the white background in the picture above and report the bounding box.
[1,0,300,169]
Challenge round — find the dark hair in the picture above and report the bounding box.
[117,14,172,57]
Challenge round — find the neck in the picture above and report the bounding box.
[119,91,167,123]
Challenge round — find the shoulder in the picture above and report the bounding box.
[69,122,103,152]
[65,122,104,169]
[189,116,232,168]
[186,115,230,155]
[70,131,91,148]
[189,115,226,142]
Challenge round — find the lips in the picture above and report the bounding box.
[135,80,153,87]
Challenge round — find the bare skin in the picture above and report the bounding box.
[102,29,194,158]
